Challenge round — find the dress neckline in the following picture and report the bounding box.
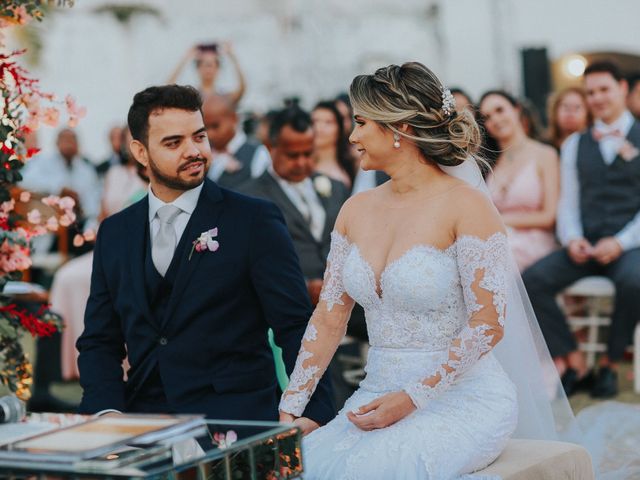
[333,231,506,301]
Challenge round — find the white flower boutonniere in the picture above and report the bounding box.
[618,140,640,162]
[313,175,332,198]
[189,227,219,260]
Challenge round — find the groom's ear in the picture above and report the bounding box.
[130,139,149,168]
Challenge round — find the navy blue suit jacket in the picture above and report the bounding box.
[77,179,335,424]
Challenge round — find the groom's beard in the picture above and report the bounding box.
[148,155,209,191]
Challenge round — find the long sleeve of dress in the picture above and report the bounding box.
[279,231,355,416]
[403,232,509,409]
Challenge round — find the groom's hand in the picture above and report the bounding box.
[346,391,416,431]
[279,412,320,436]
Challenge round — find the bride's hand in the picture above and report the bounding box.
[279,412,320,436]
[346,391,416,431]
[279,412,296,424]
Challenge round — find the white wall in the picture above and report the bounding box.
[7,0,640,161]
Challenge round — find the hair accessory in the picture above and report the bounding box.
[393,133,401,149]
[441,86,456,117]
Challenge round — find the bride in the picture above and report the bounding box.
[279,62,574,479]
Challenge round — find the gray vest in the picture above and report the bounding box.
[577,121,640,243]
[217,140,260,190]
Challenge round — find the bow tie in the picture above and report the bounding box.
[592,127,623,142]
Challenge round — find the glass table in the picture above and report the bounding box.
[0,419,302,479]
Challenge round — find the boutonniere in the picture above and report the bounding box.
[313,175,332,197]
[618,140,640,162]
[189,227,219,260]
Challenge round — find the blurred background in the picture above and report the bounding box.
[7,0,640,156]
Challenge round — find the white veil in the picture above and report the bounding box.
[440,159,579,441]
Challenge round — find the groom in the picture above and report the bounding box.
[76,85,334,431]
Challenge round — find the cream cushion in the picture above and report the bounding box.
[475,439,594,479]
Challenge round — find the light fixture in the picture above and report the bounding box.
[564,55,587,78]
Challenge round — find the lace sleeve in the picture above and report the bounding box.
[279,231,355,416]
[403,232,508,409]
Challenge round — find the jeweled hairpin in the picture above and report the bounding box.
[441,86,456,117]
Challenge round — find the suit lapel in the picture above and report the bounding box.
[261,173,316,242]
[311,175,335,239]
[126,198,155,328]
[161,180,224,329]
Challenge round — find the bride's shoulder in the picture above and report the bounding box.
[450,185,505,239]
[339,187,377,215]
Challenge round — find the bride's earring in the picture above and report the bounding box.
[393,133,401,149]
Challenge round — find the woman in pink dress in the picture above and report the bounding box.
[479,90,560,271]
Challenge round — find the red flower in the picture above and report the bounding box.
[0,304,58,338]
[1,144,16,156]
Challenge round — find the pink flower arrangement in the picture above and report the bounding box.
[212,430,237,449]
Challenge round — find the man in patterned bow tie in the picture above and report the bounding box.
[524,60,640,399]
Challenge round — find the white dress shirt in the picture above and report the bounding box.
[20,151,102,223]
[268,168,326,242]
[148,182,204,247]
[208,131,271,181]
[557,110,640,250]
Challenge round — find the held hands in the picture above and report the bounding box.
[279,412,320,436]
[346,391,416,431]
[568,237,622,265]
[568,238,593,264]
[592,237,623,265]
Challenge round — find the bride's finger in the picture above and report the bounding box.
[356,398,382,414]
[346,410,380,430]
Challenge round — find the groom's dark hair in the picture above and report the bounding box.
[128,84,202,146]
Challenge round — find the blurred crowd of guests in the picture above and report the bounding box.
[18,43,640,410]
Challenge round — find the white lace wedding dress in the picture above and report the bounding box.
[280,230,519,479]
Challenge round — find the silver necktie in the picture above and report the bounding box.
[152,205,182,277]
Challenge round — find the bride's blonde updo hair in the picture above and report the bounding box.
[349,62,481,167]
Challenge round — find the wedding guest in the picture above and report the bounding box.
[450,87,474,113]
[547,87,591,150]
[20,128,101,253]
[95,125,124,177]
[240,107,359,408]
[335,92,354,136]
[519,98,544,141]
[626,73,640,119]
[312,101,357,190]
[479,90,559,271]
[240,106,349,305]
[202,95,271,189]
[255,110,278,150]
[167,42,246,105]
[523,61,640,398]
[51,127,148,381]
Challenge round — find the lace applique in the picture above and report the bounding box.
[279,324,321,416]
[455,233,508,327]
[403,233,509,409]
[319,231,351,311]
[279,232,353,416]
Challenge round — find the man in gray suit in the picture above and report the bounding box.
[240,106,349,305]
[240,106,354,407]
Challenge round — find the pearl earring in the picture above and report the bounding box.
[393,133,400,149]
